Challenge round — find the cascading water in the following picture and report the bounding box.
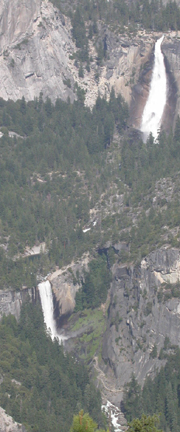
[38,280,66,343]
[140,35,167,142]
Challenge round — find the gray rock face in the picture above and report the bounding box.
[0,0,41,52]
[0,406,25,432]
[49,253,90,322]
[161,35,180,129]
[0,0,180,131]
[0,0,155,107]
[0,0,76,102]
[101,247,180,405]
[0,287,37,321]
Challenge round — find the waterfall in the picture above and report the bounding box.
[140,35,167,142]
[38,280,66,343]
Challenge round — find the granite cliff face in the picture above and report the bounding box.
[0,0,76,102]
[1,0,180,131]
[2,0,180,418]
[99,247,180,406]
[49,253,90,324]
[162,33,180,126]
[0,0,154,107]
[0,0,41,52]
[0,287,37,321]
[0,407,25,432]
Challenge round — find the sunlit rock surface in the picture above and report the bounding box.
[0,0,154,106]
[0,406,26,432]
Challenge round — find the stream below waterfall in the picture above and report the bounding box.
[140,35,167,142]
[38,280,66,343]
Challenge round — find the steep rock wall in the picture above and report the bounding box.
[0,0,76,102]
[101,247,180,406]
[0,287,37,321]
[0,0,180,130]
[162,33,180,127]
[49,253,90,324]
[0,0,154,107]
[0,0,41,52]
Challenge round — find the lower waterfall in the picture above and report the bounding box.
[38,280,66,343]
[140,35,167,142]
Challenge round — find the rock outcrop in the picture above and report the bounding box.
[0,287,37,321]
[0,0,154,108]
[0,406,25,432]
[0,0,76,102]
[162,33,180,127]
[100,247,180,406]
[0,0,180,131]
[49,253,90,323]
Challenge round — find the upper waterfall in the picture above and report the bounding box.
[38,280,66,344]
[140,35,167,142]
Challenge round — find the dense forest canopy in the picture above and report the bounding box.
[48,0,180,75]
[0,91,128,289]
[123,347,180,432]
[52,0,180,35]
[1,0,180,430]
[1,91,180,293]
[0,302,106,432]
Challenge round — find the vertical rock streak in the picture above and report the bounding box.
[141,35,167,142]
[38,280,66,343]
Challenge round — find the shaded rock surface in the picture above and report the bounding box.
[100,246,180,406]
[0,287,37,321]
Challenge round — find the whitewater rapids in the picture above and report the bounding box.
[38,280,66,344]
[140,35,167,142]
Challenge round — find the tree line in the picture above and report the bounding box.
[0,90,128,289]
[0,302,106,432]
[123,347,180,432]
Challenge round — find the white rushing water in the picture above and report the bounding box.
[38,280,66,343]
[140,35,167,142]
[102,400,122,432]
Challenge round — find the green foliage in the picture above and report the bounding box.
[75,254,111,310]
[67,308,106,363]
[50,0,180,39]
[0,303,105,432]
[127,415,162,432]
[123,374,143,421]
[144,302,152,317]
[116,126,180,262]
[157,282,180,304]
[72,8,89,63]
[70,410,108,432]
[123,348,180,432]
[150,344,157,359]
[79,62,84,78]
[0,91,128,289]
[70,410,97,432]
